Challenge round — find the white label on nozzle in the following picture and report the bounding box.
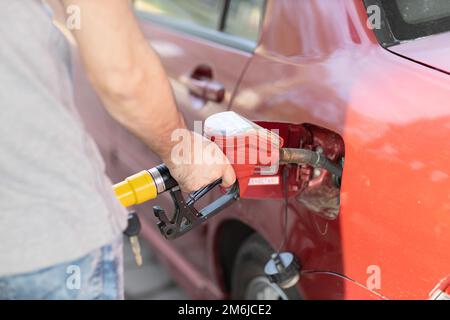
[248,176,280,186]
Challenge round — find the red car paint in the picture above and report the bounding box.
[74,0,450,299]
[388,32,450,74]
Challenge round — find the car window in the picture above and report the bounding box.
[365,0,450,46]
[134,0,224,30]
[396,0,450,24]
[223,0,266,42]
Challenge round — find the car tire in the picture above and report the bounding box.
[230,234,301,300]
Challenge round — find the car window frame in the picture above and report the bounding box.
[133,0,267,52]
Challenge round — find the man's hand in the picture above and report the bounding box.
[165,132,236,193]
[60,0,235,192]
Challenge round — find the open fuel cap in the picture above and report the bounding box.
[264,252,301,289]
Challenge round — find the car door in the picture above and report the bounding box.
[115,0,267,277]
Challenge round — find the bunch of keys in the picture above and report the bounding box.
[124,211,142,267]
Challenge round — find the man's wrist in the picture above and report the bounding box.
[147,112,188,163]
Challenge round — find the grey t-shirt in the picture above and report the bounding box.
[0,1,127,276]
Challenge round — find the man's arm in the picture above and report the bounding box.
[61,0,182,160]
[60,0,235,191]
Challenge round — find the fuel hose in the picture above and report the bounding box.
[279,148,343,178]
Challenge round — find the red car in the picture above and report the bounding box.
[75,0,450,299]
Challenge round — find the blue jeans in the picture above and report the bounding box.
[0,236,124,300]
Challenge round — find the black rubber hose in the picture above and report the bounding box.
[279,148,343,178]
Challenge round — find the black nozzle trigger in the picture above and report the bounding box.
[153,181,239,240]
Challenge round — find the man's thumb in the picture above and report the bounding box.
[221,165,236,188]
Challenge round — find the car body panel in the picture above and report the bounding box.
[388,32,450,74]
[229,0,450,299]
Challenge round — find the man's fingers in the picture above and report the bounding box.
[221,165,236,188]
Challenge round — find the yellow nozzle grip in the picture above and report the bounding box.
[113,170,157,207]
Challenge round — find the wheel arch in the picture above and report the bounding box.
[213,219,256,294]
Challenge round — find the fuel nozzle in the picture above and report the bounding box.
[264,252,301,289]
[113,164,177,207]
[113,163,240,240]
